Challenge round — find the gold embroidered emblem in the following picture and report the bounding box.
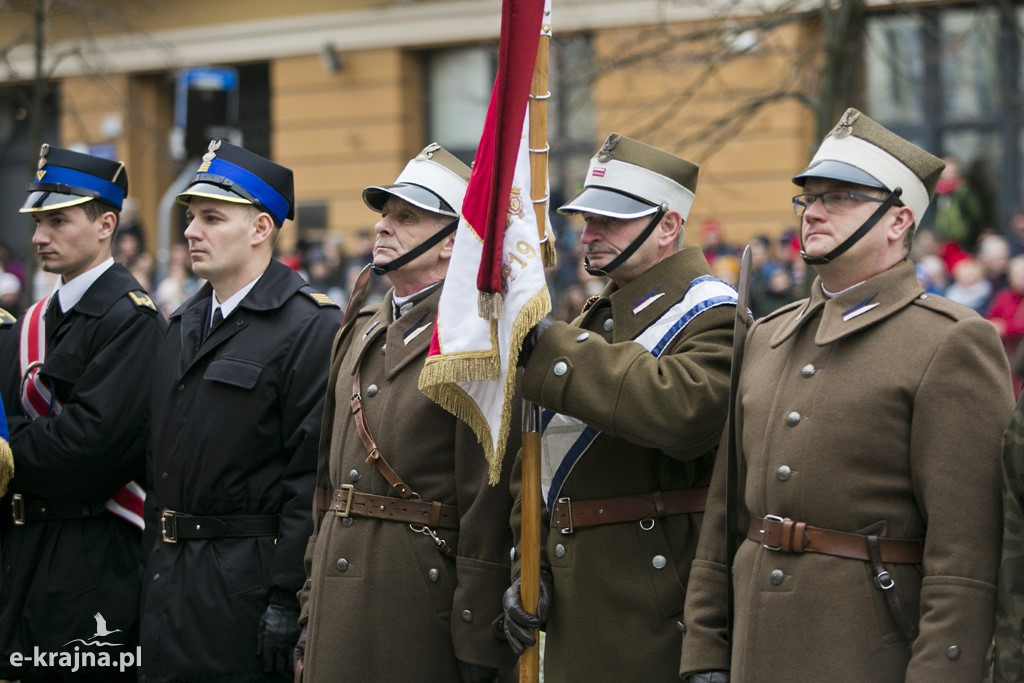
[506,187,525,227]
[128,291,157,311]
[305,291,338,307]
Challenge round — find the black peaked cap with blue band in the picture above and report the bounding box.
[177,140,295,226]
[21,145,128,214]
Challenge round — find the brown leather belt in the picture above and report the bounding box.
[550,487,708,534]
[747,515,922,564]
[316,486,459,530]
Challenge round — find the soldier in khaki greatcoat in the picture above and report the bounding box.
[996,398,1024,682]
[296,144,520,682]
[501,134,737,682]
[681,109,1013,683]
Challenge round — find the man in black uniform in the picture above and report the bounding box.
[141,141,341,681]
[0,145,165,679]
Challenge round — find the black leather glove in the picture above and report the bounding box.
[500,564,553,656]
[293,624,307,679]
[457,660,500,683]
[517,314,557,369]
[256,590,301,673]
[688,672,730,683]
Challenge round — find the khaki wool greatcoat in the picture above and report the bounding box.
[681,259,1013,683]
[513,247,735,682]
[299,285,519,682]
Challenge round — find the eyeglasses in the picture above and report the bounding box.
[791,190,887,217]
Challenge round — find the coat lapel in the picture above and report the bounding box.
[384,288,439,381]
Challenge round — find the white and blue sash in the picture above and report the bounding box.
[541,275,737,511]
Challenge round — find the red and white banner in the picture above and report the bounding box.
[419,0,552,483]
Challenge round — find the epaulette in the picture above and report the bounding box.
[911,292,971,322]
[0,308,16,327]
[300,286,340,308]
[127,290,158,312]
[758,298,806,324]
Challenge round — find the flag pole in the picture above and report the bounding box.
[520,5,550,683]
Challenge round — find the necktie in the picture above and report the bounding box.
[44,296,63,333]
[211,307,224,330]
[203,307,223,343]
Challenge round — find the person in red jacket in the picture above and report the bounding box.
[987,254,1024,396]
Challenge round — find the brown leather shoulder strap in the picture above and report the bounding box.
[350,367,416,499]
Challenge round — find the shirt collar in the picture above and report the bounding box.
[212,274,262,323]
[53,257,114,312]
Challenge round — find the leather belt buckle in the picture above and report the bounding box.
[11,493,25,525]
[557,496,573,535]
[760,514,784,551]
[161,509,178,543]
[334,484,355,518]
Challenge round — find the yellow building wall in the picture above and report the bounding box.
[271,48,422,254]
[591,20,818,248]
[57,74,175,256]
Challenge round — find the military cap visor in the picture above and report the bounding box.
[21,190,99,213]
[558,186,660,220]
[792,159,886,190]
[177,146,295,225]
[362,183,457,218]
[20,162,127,214]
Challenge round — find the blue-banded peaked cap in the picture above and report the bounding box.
[177,140,295,225]
[21,145,128,213]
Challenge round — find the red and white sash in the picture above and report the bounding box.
[19,295,145,530]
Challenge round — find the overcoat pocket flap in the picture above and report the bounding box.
[41,352,86,383]
[204,358,263,389]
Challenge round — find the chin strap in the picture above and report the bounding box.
[372,219,458,276]
[584,205,667,277]
[801,188,904,266]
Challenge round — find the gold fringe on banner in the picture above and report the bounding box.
[0,438,13,498]
[419,284,551,484]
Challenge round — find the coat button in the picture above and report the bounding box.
[348,469,360,483]
[553,361,568,376]
[801,364,816,378]
[509,547,516,562]
[461,609,473,623]
[336,558,349,572]
[652,555,667,569]
[676,621,685,632]
[161,472,168,480]
[380,344,386,355]
[341,517,353,527]
[785,411,801,427]
[153,573,160,581]
[427,568,439,582]
[770,569,784,585]
[777,465,792,481]
[603,318,614,332]
[576,332,590,342]
[946,645,961,660]
[366,384,379,397]
[176,384,185,392]
[554,543,566,558]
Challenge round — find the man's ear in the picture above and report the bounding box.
[251,211,276,247]
[439,231,456,261]
[97,210,117,242]
[658,210,682,248]
[887,206,915,245]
